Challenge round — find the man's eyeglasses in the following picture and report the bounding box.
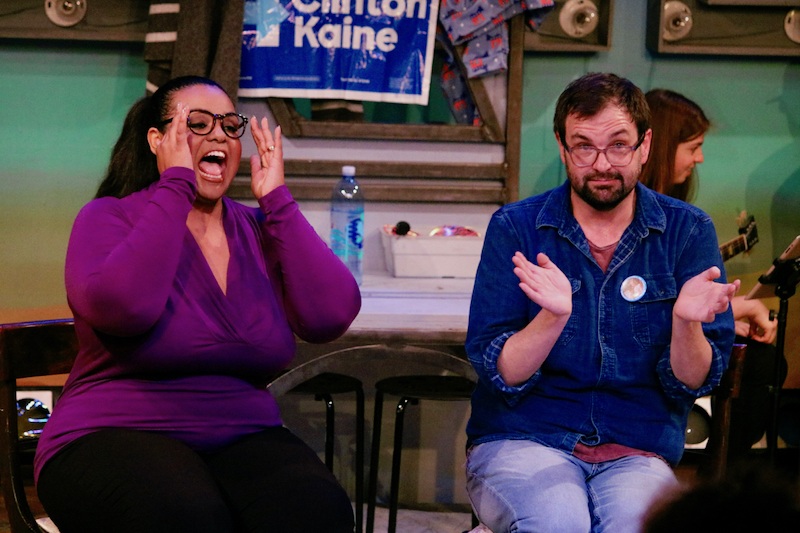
[160,109,248,139]
[564,135,645,167]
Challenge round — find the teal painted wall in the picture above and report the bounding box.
[0,42,147,314]
[1,0,798,315]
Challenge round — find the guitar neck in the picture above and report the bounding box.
[720,235,747,262]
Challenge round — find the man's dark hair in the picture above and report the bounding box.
[553,72,650,144]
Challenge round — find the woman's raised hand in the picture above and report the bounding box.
[154,102,193,173]
[250,117,284,199]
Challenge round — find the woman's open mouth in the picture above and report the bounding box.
[198,151,226,181]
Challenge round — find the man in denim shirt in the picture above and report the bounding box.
[465,73,738,533]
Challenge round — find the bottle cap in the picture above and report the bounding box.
[342,165,356,177]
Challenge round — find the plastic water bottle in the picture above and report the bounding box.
[330,165,364,285]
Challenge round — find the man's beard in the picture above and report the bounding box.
[568,169,636,212]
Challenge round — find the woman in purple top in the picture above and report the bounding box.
[34,76,361,533]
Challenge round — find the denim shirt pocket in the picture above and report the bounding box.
[555,277,582,346]
[630,274,677,350]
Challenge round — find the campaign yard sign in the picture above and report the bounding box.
[239,0,440,104]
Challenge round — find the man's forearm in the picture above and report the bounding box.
[497,309,570,387]
[669,315,713,390]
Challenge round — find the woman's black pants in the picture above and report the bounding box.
[37,426,355,533]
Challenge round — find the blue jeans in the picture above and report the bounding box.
[466,440,678,533]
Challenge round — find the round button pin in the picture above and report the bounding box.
[621,275,646,302]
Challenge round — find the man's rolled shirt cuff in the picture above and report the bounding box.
[474,331,542,407]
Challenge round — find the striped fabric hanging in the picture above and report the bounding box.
[143,0,245,100]
[144,2,179,94]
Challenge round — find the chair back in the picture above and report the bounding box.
[705,343,747,481]
[0,319,78,533]
[267,344,477,397]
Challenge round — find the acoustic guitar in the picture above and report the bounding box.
[720,212,758,262]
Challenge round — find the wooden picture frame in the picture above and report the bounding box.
[231,16,527,205]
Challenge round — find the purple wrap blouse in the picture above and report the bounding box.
[34,167,361,482]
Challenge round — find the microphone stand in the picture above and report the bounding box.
[754,255,800,466]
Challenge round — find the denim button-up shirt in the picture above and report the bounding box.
[465,182,735,466]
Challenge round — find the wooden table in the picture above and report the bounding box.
[342,273,472,346]
[280,273,475,393]
[18,273,475,392]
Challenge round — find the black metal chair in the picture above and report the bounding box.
[269,344,479,533]
[366,374,477,533]
[280,372,366,533]
[0,319,77,533]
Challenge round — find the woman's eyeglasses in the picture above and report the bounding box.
[159,109,248,139]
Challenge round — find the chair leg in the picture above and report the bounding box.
[707,395,731,481]
[366,390,384,533]
[315,385,365,533]
[355,387,365,533]
[388,397,413,533]
[315,393,336,471]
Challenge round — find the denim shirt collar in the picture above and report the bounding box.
[536,181,668,243]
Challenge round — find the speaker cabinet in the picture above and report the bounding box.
[685,396,713,449]
[525,0,615,52]
[647,0,800,56]
[777,389,800,447]
[0,0,148,42]
[685,390,800,451]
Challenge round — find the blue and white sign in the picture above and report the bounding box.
[240,0,440,104]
